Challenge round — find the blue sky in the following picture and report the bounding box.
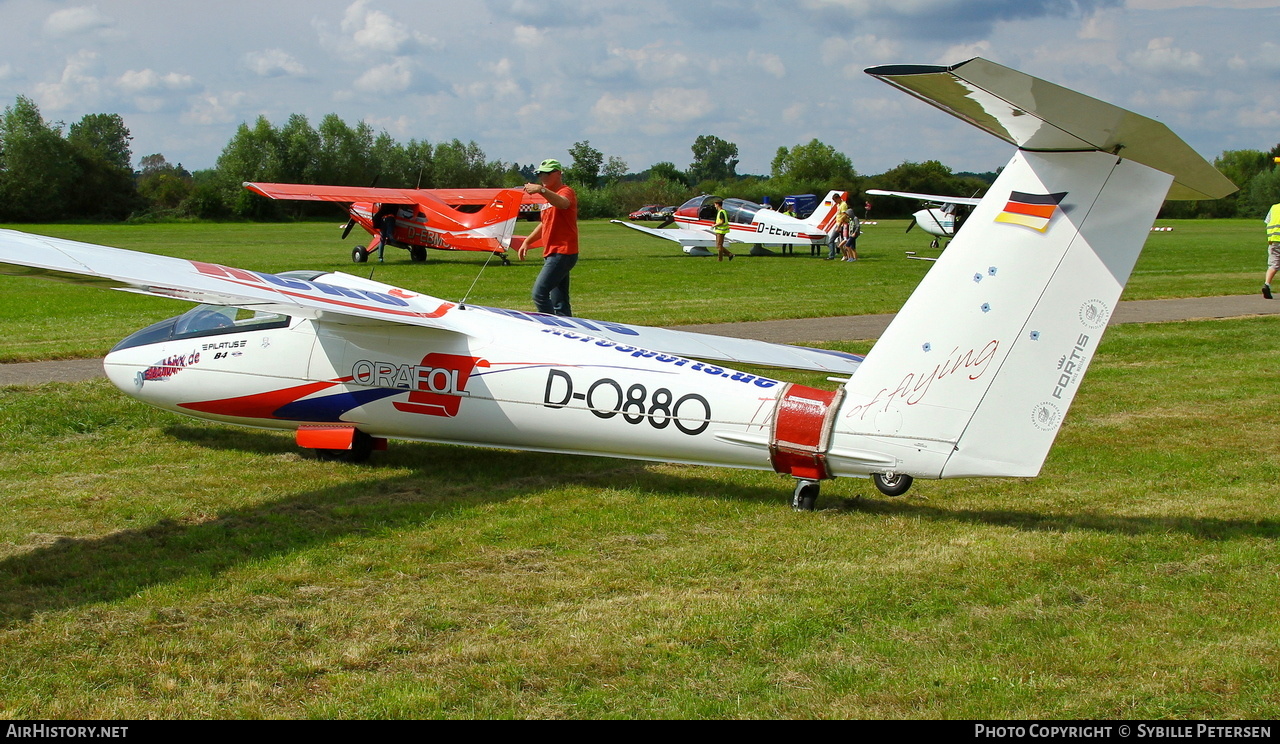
[1,0,1277,178]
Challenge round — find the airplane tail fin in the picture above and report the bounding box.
[803,190,849,233]
[418,188,523,251]
[834,59,1235,481]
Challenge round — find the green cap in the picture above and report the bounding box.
[537,159,562,173]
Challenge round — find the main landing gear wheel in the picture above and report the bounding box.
[409,246,427,263]
[792,479,820,511]
[315,430,376,464]
[872,472,914,497]
[352,246,369,263]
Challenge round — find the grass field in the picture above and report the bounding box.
[1,219,1278,719]
[0,218,1267,363]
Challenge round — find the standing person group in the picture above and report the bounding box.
[518,159,579,316]
[825,193,859,262]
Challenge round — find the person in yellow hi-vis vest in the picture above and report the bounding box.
[712,198,734,262]
[1265,200,1280,299]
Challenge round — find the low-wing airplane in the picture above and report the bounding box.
[244,182,546,265]
[0,58,1235,511]
[865,188,984,253]
[611,191,847,256]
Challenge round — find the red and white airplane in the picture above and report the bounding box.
[0,59,1235,510]
[611,192,848,256]
[243,182,546,265]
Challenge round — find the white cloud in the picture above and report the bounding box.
[1237,107,1280,127]
[33,51,105,111]
[364,114,414,138]
[648,88,712,123]
[1127,37,1207,75]
[181,92,247,126]
[118,69,196,94]
[602,43,691,82]
[1223,41,1280,72]
[821,35,900,77]
[44,6,114,37]
[455,58,522,100]
[1128,0,1280,8]
[350,59,414,96]
[513,25,544,48]
[1078,7,1121,41]
[749,51,786,79]
[340,0,438,55]
[1131,87,1208,110]
[243,49,307,78]
[937,40,996,66]
[591,88,712,134]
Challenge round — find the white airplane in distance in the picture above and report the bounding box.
[611,192,848,256]
[0,58,1235,511]
[866,188,984,255]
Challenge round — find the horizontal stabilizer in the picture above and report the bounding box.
[865,58,1236,201]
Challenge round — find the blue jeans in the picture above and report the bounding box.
[532,252,577,316]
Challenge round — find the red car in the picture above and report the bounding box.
[629,205,663,220]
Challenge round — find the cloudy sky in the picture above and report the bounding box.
[1,0,1277,178]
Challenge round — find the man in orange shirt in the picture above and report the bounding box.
[518,159,579,316]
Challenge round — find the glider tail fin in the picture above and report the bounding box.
[831,59,1234,482]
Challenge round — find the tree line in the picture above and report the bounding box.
[1,95,1275,224]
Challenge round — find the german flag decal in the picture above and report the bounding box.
[995,191,1067,232]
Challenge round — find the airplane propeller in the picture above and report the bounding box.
[340,174,381,240]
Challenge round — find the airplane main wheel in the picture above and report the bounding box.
[872,472,913,497]
[792,479,820,511]
[409,247,427,262]
[315,430,376,464]
[352,246,369,263]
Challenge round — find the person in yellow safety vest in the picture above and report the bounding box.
[1265,200,1280,299]
[712,198,734,262]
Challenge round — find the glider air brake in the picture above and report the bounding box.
[243,183,545,265]
[0,58,1235,510]
[610,191,846,256]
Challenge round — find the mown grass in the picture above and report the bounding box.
[0,317,1277,718]
[0,218,1265,362]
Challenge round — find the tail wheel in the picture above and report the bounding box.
[352,246,369,263]
[872,472,913,497]
[315,430,376,464]
[792,479,820,511]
